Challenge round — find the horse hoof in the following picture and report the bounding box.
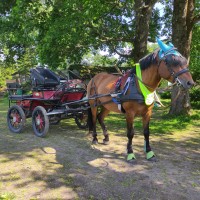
[103,139,109,145]
[146,151,157,162]
[127,153,136,164]
[92,140,98,145]
[147,156,157,162]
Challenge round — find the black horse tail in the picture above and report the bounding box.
[87,108,93,132]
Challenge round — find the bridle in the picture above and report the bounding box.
[169,67,189,86]
[157,48,190,86]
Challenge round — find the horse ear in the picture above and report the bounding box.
[156,37,171,52]
[157,38,180,58]
[168,42,174,48]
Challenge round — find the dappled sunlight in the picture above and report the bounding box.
[152,125,200,146]
[88,157,149,173]
[42,147,57,154]
[0,96,200,199]
[0,146,80,199]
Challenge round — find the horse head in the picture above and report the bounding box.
[157,38,194,89]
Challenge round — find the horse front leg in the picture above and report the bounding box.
[126,113,136,162]
[97,107,110,145]
[142,114,156,162]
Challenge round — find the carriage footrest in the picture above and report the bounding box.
[46,109,65,116]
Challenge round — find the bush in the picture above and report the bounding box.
[190,86,200,102]
[190,86,200,109]
[160,91,171,99]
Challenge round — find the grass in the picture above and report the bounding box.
[2,96,200,140]
[104,99,200,136]
[0,96,200,200]
[0,192,16,200]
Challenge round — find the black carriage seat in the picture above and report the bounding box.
[6,82,21,95]
[30,67,60,89]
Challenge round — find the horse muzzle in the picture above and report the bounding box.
[175,77,195,89]
[171,67,194,90]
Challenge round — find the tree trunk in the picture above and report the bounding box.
[133,0,158,62]
[170,85,191,114]
[170,0,195,115]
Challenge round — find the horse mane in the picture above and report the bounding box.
[139,50,158,70]
[139,49,187,70]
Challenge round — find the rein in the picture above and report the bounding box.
[89,78,121,107]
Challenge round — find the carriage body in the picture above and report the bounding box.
[6,67,89,137]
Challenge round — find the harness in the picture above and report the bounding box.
[115,71,144,103]
[88,47,191,111]
[112,64,155,110]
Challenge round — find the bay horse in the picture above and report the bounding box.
[86,38,194,162]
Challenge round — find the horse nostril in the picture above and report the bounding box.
[187,81,194,88]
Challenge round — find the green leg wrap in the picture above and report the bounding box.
[146,151,155,160]
[127,153,136,161]
[144,140,146,152]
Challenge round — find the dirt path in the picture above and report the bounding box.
[0,102,199,199]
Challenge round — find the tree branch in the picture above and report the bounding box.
[149,0,159,6]
[137,0,158,8]
[114,48,132,58]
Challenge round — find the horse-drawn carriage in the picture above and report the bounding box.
[6,67,89,137]
[6,38,194,162]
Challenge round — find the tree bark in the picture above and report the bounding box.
[170,0,195,115]
[133,0,158,62]
[170,86,191,114]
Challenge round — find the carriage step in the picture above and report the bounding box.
[46,109,65,115]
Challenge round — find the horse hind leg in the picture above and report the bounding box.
[97,107,110,145]
[125,112,136,163]
[88,106,98,144]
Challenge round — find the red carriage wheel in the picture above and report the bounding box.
[32,106,49,137]
[7,105,26,133]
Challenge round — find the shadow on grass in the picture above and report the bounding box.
[0,97,200,200]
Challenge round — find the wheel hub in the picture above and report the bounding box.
[36,118,41,125]
[13,116,17,123]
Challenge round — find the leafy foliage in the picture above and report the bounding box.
[0,64,15,88]
[38,0,137,67]
[149,7,162,41]
[0,0,199,95]
[160,0,173,39]
[1,0,161,69]
[190,25,200,82]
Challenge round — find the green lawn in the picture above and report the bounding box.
[0,97,200,200]
[1,97,200,137]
